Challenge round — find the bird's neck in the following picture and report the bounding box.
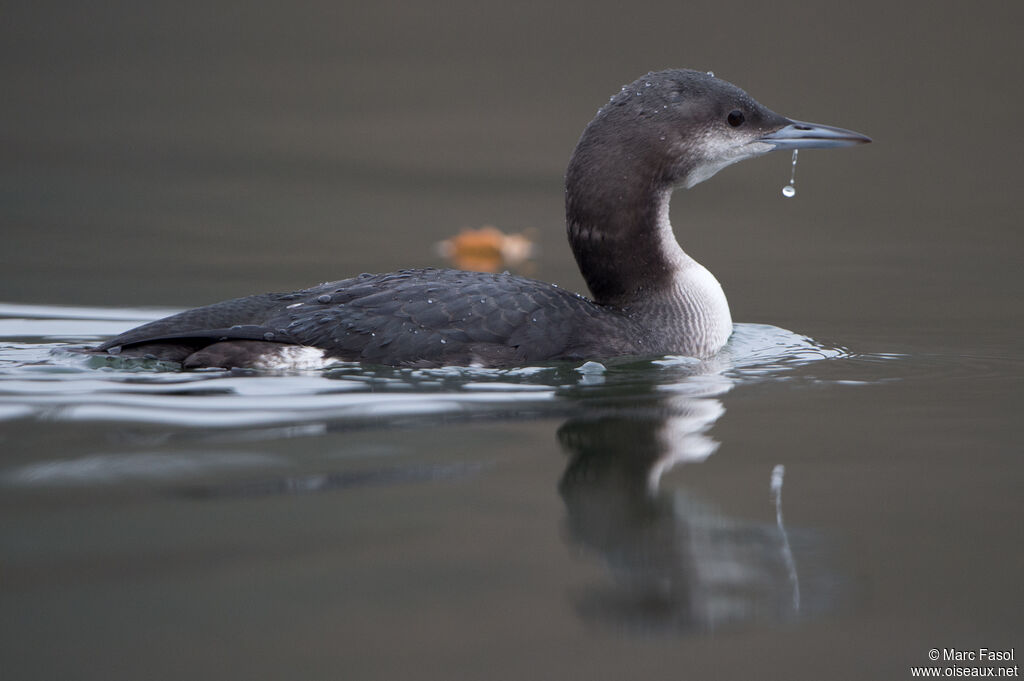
[565,164,732,356]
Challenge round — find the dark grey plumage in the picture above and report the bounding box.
[97,269,648,368]
[92,69,868,369]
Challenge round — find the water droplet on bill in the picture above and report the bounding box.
[781,149,799,198]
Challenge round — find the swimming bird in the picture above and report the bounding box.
[93,69,869,369]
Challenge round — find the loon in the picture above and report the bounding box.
[93,69,869,369]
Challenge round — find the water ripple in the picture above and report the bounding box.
[0,303,904,431]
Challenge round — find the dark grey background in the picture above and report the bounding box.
[4,2,1018,347]
[1,2,1021,679]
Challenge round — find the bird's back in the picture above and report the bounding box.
[98,269,645,368]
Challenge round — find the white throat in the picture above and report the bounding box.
[643,190,733,357]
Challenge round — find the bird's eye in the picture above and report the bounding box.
[727,110,745,127]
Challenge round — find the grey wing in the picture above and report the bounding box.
[269,270,633,366]
[95,292,298,351]
[95,269,637,367]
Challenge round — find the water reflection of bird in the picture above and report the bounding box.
[557,398,838,634]
[92,69,868,369]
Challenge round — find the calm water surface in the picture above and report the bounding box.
[2,2,1021,679]
[1,303,1018,679]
